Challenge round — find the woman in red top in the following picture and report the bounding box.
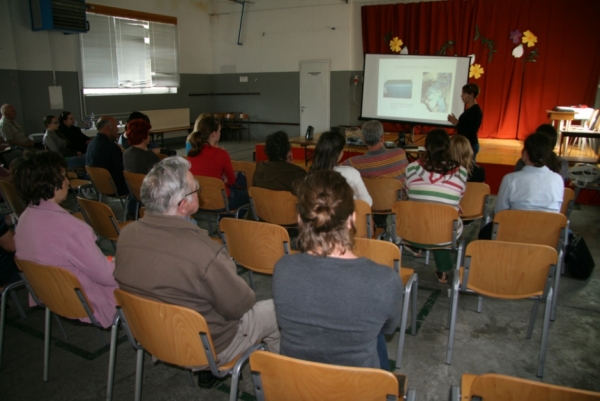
[187,116,249,209]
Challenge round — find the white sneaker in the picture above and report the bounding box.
[80,187,97,200]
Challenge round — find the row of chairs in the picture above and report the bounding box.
[213,113,250,142]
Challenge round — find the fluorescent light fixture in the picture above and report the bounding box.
[83,87,178,96]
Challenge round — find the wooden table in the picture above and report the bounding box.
[559,129,600,162]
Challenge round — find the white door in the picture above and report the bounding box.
[300,60,330,138]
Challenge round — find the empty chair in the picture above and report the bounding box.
[492,209,568,321]
[220,218,291,289]
[77,197,131,246]
[195,175,250,234]
[352,237,418,369]
[107,289,265,401]
[362,177,402,220]
[450,373,600,401]
[353,199,373,239]
[248,187,297,227]
[235,113,250,141]
[15,259,109,381]
[459,182,491,229]
[446,240,558,377]
[231,160,256,189]
[123,171,146,220]
[0,180,25,217]
[249,350,416,401]
[85,166,129,222]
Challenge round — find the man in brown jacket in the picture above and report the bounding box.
[114,156,280,387]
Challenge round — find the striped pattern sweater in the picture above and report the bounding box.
[342,147,408,185]
[405,160,467,210]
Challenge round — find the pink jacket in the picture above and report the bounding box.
[15,200,117,328]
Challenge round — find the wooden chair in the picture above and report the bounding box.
[195,175,250,235]
[123,171,146,220]
[249,350,416,401]
[107,289,265,401]
[248,187,298,227]
[446,241,558,377]
[450,373,600,401]
[353,199,373,239]
[0,180,26,217]
[77,197,131,246]
[352,237,418,369]
[15,259,108,381]
[0,279,27,370]
[236,113,250,141]
[459,182,491,230]
[85,166,129,222]
[222,113,237,141]
[363,177,403,216]
[391,200,461,260]
[561,187,575,218]
[231,160,256,189]
[492,210,568,321]
[220,218,291,290]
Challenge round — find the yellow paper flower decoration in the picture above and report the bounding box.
[522,30,538,48]
[469,63,484,79]
[389,37,403,53]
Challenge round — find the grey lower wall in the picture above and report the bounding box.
[0,69,364,139]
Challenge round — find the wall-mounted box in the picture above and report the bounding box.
[29,0,88,34]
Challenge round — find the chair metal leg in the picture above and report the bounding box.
[95,327,107,346]
[106,317,120,401]
[248,271,255,290]
[135,347,144,401]
[446,274,460,365]
[476,296,483,313]
[228,343,266,401]
[411,275,418,336]
[537,288,553,377]
[10,290,26,319]
[527,298,540,340]
[54,314,68,340]
[425,250,430,265]
[395,291,408,370]
[0,289,8,370]
[44,307,51,381]
[187,370,195,387]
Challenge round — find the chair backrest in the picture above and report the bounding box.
[459,182,490,219]
[363,178,403,213]
[493,210,567,250]
[392,200,459,245]
[195,175,227,211]
[123,171,146,203]
[466,373,600,401]
[220,218,290,275]
[231,160,256,189]
[0,180,26,216]
[85,166,118,196]
[353,199,372,238]
[77,196,121,241]
[463,241,557,299]
[113,289,215,367]
[353,237,400,270]
[248,187,297,226]
[249,350,400,401]
[15,258,92,319]
[561,187,575,217]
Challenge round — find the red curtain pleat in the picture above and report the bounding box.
[361,0,600,140]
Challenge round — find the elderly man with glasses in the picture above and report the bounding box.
[114,156,280,388]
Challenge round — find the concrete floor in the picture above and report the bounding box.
[1,140,599,400]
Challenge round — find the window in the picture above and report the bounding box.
[80,12,179,95]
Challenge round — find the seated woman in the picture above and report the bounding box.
[405,129,467,284]
[43,115,86,170]
[12,151,117,328]
[309,131,372,206]
[253,131,307,195]
[515,124,569,181]
[449,134,485,183]
[273,170,403,368]
[185,112,212,153]
[58,111,91,154]
[187,116,249,209]
[123,118,160,174]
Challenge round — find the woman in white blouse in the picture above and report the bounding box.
[309,131,372,206]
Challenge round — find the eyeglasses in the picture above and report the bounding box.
[178,179,201,206]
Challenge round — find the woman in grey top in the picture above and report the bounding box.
[43,115,86,169]
[272,170,403,369]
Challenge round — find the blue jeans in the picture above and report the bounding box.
[377,332,389,370]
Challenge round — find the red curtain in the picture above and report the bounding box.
[361,0,600,140]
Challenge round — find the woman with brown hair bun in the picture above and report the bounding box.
[273,170,403,369]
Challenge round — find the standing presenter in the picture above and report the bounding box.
[448,83,482,161]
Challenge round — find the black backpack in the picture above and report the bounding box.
[565,233,595,280]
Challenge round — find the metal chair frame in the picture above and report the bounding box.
[0,280,27,370]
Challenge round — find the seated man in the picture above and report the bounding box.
[114,157,280,387]
[253,131,307,194]
[341,120,408,185]
[0,104,34,148]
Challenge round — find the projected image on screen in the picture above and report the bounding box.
[362,54,471,127]
[421,72,452,113]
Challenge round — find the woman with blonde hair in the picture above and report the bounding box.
[273,170,402,369]
[185,113,213,152]
[449,134,485,182]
